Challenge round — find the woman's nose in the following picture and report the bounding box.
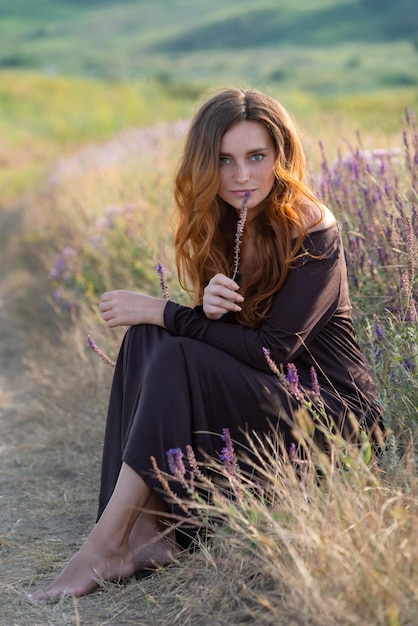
[234,162,249,183]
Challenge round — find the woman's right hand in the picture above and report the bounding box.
[203,273,244,320]
[99,290,166,328]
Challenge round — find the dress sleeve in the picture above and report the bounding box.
[163,225,343,372]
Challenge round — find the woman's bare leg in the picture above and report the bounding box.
[28,462,177,602]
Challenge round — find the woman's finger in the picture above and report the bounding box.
[101,309,115,322]
[208,273,240,290]
[205,284,244,304]
[99,301,112,312]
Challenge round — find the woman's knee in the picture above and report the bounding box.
[124,324,171,355]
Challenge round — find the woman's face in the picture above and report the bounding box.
[217,120,276,213]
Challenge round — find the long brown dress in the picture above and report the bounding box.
[97,224,382,546]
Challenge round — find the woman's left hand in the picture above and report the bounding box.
[99,290,166,328]
[203,273,244,320]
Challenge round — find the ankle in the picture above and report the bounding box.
[88,523,130,556]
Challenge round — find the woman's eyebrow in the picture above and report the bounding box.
[219,147,270,156]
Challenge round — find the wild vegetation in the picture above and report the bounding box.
[1,99,416,624]
[0,2,417,623]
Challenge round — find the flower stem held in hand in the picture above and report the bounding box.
[231,191,250,281]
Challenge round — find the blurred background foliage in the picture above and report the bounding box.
[0,0,417,206]
[0,0,417,87]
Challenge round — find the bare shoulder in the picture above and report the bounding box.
[301,199,336,233]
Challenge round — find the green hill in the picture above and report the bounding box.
[1,0,417,206]
[152,0,418,51]
[0,0,417,93]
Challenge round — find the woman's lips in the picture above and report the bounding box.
[231,189,254,197]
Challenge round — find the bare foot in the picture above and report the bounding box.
[27,467,180,602]
[129,530,180,571]
[27,534,136,602]
[127,491,181,571]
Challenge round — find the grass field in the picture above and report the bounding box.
[0,0,417,87]
[1,68,417,209]
[1,0,417,207]
[0,88,417,623]
[0,71,202,207]
[0,1,417,622]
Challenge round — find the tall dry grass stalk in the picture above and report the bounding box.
[151,421,417,626]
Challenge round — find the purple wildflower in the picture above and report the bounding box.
[401,268,410,294]
[404,359,415,373]
[405,217,415,283]
[151,456,190,514]
[231,191,250,280]
[156,262,172,301]
[262,347,279,375]
[49,246,77,281]
[373,318,385,339]
[52,286,74,313]
[220,428,240,478]
[286,363,303,401]
[310,366,321,399]
[185,445,206,482]
[377,246,387,266]
[86,334,116,367]
[263,347,289,387]
[407,298,417,322]
[166,448,186,481]
[289,442,297,462]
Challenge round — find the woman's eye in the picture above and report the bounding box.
[220,157,230,165]
[252,153,264,161]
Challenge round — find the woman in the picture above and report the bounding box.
[29,88,382,601]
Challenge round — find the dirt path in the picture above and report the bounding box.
[0,205,107,624]
[0,202,173,626]
[0,198,173,626]
[0,207,44,453]
[0,205,61,582]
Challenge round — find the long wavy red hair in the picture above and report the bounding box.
[174,88,322,328]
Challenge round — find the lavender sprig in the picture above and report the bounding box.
[231,191,250,281]
[220,427,241,479]
[87,334,116,367]
[262,347,288,387]
[156,262,172,301]
[286,363,303,401]
[288,442,297,462]
[310,366,322,400]
[150,455,191,514]
[165,446,206,500]
[166,448,186,481]
[220,428,243,501]
[185,444,206,482]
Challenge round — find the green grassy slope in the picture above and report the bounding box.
[0,71,199,206]
[0,0,416,92]
[1,0,417,207]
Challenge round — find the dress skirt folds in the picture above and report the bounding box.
[97,324,300,545]
[97,225,382,546]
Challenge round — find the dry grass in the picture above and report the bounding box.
[2,317,417,626]
[2,244,417,626]
[1,114,417,625]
